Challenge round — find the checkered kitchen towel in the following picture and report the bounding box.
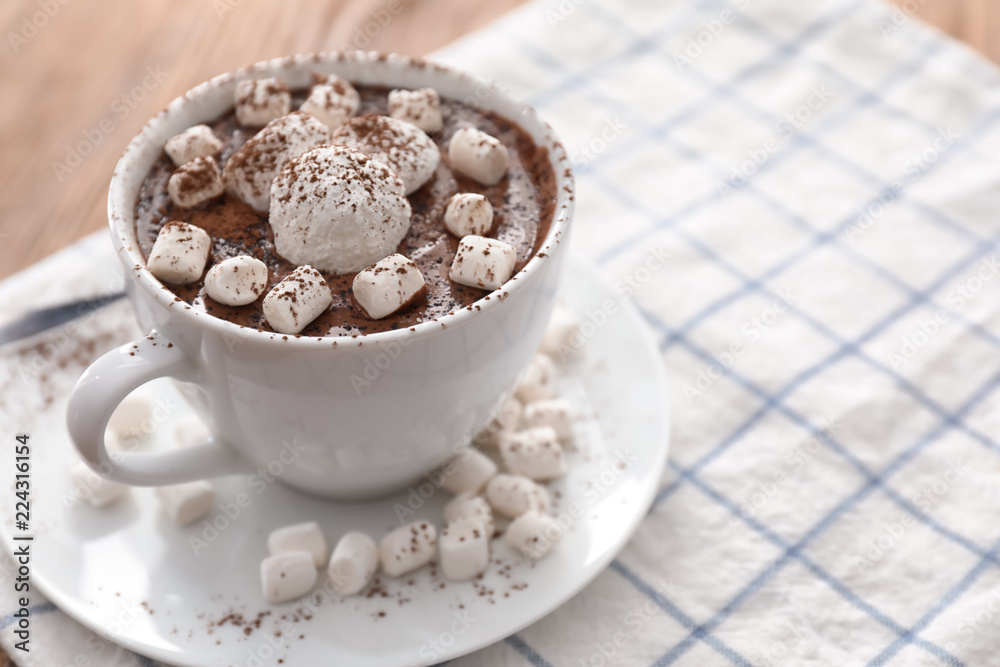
[5,0,1000,664]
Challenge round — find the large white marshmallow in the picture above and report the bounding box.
[268,521,329,568]
[443,493,495,537]
[299,75,360,130]
[448,127,509,185]
[107,393,152,439]
[147,221,211,285]
[379,521,437,578]
[514,353,557,403]
[174,415,211,449]
[499,427,568,481]
[331,114,440,195]
[439,517,490,581]
[523,399,573,441]
[269,145,411,274]
[444,193,493,238]
[262,265,333,335]
[485,474,550,519]
[540,302,582,360]
[260,551,317,604]
[235,78,291,127]
[165,124,223,167]
[224,111,331,212]
[154,481,215,526]
[352,254,427,320]
[168,156,225,208]
[440,449,498,495]
[204,255,269,306]
[449,235,517,292]
[476,396,522,448]
[71,461,129,508]
[328,531,378,596]
[388,88,443,133]
[505,511,563,561]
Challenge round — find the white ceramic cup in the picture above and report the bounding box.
[65,52,573,500]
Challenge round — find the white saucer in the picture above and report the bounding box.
[0,254,669,667]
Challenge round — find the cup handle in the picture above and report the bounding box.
[66,329,243,486]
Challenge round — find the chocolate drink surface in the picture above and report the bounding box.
[134,86,557,337]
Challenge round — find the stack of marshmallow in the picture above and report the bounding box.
[258,308,583,604]
[147,73,524,336]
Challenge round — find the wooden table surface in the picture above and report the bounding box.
[0,0,994,662]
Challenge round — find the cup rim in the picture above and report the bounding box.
[107,51,574,348]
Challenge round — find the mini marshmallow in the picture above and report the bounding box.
[204,255,268,306]
[448,127,509,185]
[262,265,333,335]
[154,481,215,526]
[328,531,377,596]
[379,521,437,578]
[331,114,440,195]
[439,517,490,581]
[443,493,495,537]
[164,125,223,167]
[260,551,317,604]
[449,235,517,292]
[476,395,523,449]
[173,415,211,449]
[107,393,152,439]
[352,254,427,320]
[499,427,568,481]
[269,145,411,274]
[440,449,498,495]
[147,221,211,285]
[505,511,563,561]
[71,461,129,508]
[167,156,225,208]
[514,353,557,403]
[523,399,573,441]
[388,88,443,133]
[225,112,331,212]
[235,78,291,127]
[268,521,329,569]
[485,474,550,519]
[299,75,360,130]
[540,302,582,360]
[444,193,493,238]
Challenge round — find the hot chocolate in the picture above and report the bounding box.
[134,84,558,336]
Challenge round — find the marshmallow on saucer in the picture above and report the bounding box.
[328,531,378,596]
[476,396,522,448]
[107,393,152,439]
[299,75,360,130]
[388,88,443,133]
[168,156,225,208]
[204,255,269,306]
[505,511,562,561]
[440,449,498,495]
[260,551,317,604]
[439,517,490,581]
[540,303,582,359]
[174,416,211,449]
[225,111,331,212]
[147,221,211,285]
[165,125,223,167]
[443,493,495,537]
[523,399,573,441]
[352,254,427,320]
[514,353,557,403]
[331,114,440,195]
[499,426,567,481]
[444,193,493,238]
[71,461,129,508]
[448,127,509,185]
[449,235,517,292]
[154,482,215,526]
[269,145,412,274]
[485,474,550,519]
[235,78,291,127]
[379,521,437,578]
[262,265,333,335]
[268,521,329,568]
